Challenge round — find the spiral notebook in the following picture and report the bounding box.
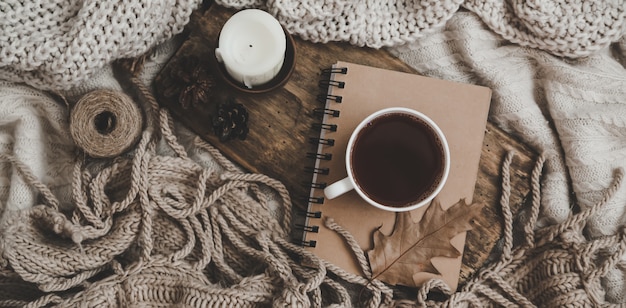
[301,61,491,290]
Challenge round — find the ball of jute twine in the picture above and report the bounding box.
[70,89,143,158]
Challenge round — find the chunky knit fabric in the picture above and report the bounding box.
[464,0,626,58]
[277,0,466,47]
[216,0,625,58]
[216,0,465,47]
[0,0,202,91]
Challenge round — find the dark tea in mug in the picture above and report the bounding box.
[350,112,446,207]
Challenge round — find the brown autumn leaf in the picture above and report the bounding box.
[367,198,483,287]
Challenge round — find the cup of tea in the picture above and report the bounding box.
[324,107,450,212]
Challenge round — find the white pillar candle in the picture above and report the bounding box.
[215,9,286,89]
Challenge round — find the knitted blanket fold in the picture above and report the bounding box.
[0,0,203,91]
[215,0,625,58]
[463,0,626,58]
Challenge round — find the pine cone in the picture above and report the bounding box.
[212,101,249,142]
[160,55,215,109]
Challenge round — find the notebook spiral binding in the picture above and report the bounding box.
[295,65,348,247]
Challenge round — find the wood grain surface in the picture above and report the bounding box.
[154,5,538,288]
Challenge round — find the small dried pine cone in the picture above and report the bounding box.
[212,101,249,142]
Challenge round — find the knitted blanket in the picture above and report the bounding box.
[388,10,626,302]
[1,0,626,306]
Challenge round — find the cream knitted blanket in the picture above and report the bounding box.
[1,0,626,306]
[388,10,626,302]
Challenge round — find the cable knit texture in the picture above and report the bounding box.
[0,0,202,91]
[0,84,75,214]
[388,11,626,302]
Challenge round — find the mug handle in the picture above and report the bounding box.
[324,177,354,200]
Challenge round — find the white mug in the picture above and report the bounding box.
[324,107,450,212]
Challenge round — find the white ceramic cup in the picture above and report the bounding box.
[324,107,450,212]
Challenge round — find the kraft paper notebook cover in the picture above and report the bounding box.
[302,61,491,290]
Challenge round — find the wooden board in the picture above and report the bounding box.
[154,5,537,288]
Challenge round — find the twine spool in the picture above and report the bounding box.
[70,90,143,158]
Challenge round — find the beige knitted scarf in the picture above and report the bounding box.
[0,67,398,307]
[1,72,625,306]
[0,75,303,306]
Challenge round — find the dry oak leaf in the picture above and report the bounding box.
[367,198,483,287]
